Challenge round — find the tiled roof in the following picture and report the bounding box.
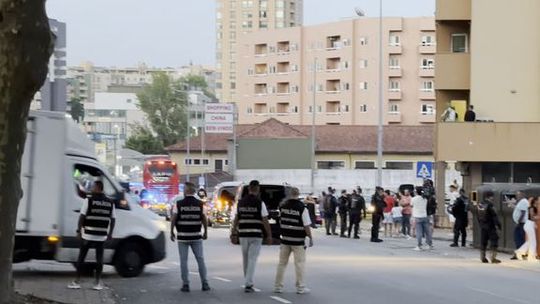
[165,119,434,154]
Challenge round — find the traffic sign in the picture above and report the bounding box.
[205,103,234,134]
[416,161,433,178]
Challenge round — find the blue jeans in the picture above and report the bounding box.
[514,223,525,249]
[178,240,208,285]
[415,217,432,247]
[240,238,263,287]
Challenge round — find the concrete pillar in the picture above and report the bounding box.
[435,161,448,228]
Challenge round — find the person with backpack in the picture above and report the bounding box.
[370,187,386,243]
[324,189,338,236]
[338,190,350,237]
[450,188,469,247]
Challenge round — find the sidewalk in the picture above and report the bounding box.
[13,261,117,304]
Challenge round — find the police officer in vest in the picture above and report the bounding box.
[231,180,272,293]
[170,182,210,292]
[274,187,313,295]
[68,180,115,291]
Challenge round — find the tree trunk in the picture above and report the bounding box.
[0,1,52,303]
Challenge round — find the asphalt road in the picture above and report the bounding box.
[12,224,540,304]
[105,226,540,304]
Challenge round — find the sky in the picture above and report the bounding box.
[46,0,435,68]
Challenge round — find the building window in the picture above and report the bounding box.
[360,104,368,113]
[259,21,268,29]
[421,58,435,69]
[359,59,368,69]
[291,106,299,113]
[389,104,399,113]
[355,161,376,169]
[389,56,400,69]
[451,33,468,53]
[385,161,413,170]
[421,35,435,46]
[359,37,368,45]
[247,107,253,114]
[389,80,400,91]
[422,81,434,91]
[359,82,368,90]
[389,34,401,46]
[421,104,435,114]
[317,161,345,169]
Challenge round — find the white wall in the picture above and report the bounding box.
[236,168,461,196]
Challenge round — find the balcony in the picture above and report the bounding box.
[436,122,540,162]
[254,63,268,76]
[277,41,290,55]
[419,67,435,77]
[436,0,471,21]
[277,62,290,74]
[276,82,291,95]
[419,89,435,100]
[254,84,268,96]
[419,44,436,54]
[326,57,341,72]
[255,44,268,57]
[388,67,402,78]
[388,44,402,54]
[419,113,435,123]
[388,90,402,100]
[326,35,342,50]
[387,112,402,123]
[326,80,341,94]
[435,53,470,90]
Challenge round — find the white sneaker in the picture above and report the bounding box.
[297,288,311,294]
[413,246,423,251]
[67,281,81,289]
[92,282,105,291]
[426,245,434,251]
[515,251,524,261]
[406,235,412,240]
[273,288,283,294]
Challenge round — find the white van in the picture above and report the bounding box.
[14,111,166,277]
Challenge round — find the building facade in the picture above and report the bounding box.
[236,17,436,125]
[67,62,217,103]
[215,0,304,103]
[435,0,540,195]
[32,18,67,112]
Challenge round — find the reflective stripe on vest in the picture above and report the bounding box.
[279,200,306,246]
[176,196,203,241]
[237,195,264,238]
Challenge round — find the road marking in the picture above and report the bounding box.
[468,287,531,304]
[189,271,198,275]
[148,265,169,270]
[270,296,292,304]
[212,276,232,282]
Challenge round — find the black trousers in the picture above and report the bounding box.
[480,228,499,251]
[371,213,382,240]
[453,220,467,246]
[325,214,336,234]
[348,213,361,237]
[340,213,348,235]
[76,240,105,278]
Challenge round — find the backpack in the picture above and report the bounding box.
[323,195,332,211]
[427,197,437,216]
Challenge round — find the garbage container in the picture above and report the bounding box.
[472,184,540,253]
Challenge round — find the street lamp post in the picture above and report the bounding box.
[310,58,317,194]
[186,98,191,183]
[376,0,384,187]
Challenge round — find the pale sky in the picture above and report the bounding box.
[46,0,435,67]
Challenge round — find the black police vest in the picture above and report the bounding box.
[279,199,307,246]
[175,196,203,241]
[83,195,113,237]
[237,195,264,238]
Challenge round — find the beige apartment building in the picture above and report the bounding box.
[215,0,303,103]
[236,17,437,125]
[435,0,540,195]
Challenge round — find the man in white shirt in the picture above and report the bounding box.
[412,187,433,251]
[511,191,529,259]
[446,185,459,223]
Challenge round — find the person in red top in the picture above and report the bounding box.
[383,190,396,238]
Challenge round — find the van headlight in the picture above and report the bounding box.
[154,220,168,232]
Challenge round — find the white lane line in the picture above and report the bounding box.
[189,271,198,275]
[468,287,531,304]
[212,276,232,282]
[148,265,169,270]
[270,296,292,304]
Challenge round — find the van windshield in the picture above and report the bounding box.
[241,185,287,210]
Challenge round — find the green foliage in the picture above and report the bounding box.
[68,97,84,123]
[137,72,188,148]
[125,124,164,155]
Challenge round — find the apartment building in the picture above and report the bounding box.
[215,0,303,103]
[67,62,217,103]
[236,17,437,125]
[435,0,540,194]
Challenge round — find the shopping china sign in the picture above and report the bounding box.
[204,103,234,134]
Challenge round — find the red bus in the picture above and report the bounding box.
[142,157,180,208]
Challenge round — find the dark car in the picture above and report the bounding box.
[234,183,293,242]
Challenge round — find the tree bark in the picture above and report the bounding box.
[0,1,52,302]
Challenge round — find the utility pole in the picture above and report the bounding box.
[376,0,384,187]
[311,58,317,194]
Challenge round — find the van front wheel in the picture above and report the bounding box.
[114,242,145,277]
